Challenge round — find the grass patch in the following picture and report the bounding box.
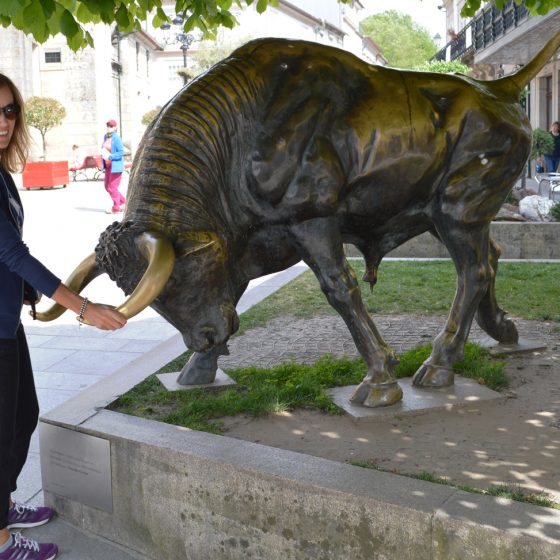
[110,342,505,431]
[394,342,507,390]
[349,463,560,510]
[237,260,560,334]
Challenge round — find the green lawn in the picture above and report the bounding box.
[238,260,560,335]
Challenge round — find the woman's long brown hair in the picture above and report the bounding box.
[0,73,30,173]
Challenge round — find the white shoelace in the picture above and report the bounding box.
[12,532,40,552]
[14,503,37,514]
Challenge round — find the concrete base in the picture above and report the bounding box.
[474,336,547,356]
[328,377,504,422]
[156,368,236,391]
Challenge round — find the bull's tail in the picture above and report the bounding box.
[491,30,560,98]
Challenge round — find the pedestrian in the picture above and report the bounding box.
[0,73,127,560]
[101,119,126,214]
[544,121,560,173]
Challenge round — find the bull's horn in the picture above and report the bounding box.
[495,30,560,96]
[110,231,175,321]
[34,253,101,321]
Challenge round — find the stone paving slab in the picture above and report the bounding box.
[157,369,236,391]
[328,377,505,422]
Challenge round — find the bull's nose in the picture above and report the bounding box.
[200,327,216,349]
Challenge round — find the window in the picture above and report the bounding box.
[44,50,61,64]
[146,49,150,77]
[136,42,140,71]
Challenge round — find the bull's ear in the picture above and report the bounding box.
[176,231,219,258]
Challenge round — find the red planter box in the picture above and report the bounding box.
[22,161,69,189]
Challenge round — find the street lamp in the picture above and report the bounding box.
[160,15,195,84]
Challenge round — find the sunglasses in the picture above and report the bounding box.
[0,103,21,120]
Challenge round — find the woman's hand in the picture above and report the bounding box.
[81,302,127,330]
[51,283,127,331]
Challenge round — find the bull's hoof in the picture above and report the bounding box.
[350,382,403,408]
[176,353,218,385]
[412,362,454,387]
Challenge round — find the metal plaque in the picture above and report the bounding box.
[39,422,112,512]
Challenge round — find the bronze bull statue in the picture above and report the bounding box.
[37,33,560,407]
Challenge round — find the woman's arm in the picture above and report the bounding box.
[51,283,127,330]
[109,133,124,161]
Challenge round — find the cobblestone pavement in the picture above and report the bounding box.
[220,313,557,369]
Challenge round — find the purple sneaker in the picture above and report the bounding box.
[0,532,57,560]
[7,503,54,529]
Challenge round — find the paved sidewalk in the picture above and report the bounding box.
[13,178,305,558]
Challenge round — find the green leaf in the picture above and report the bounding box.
[0,0,23,18]
[60,9,80,38]
[256,0,268,13]
[22,3,49,43]
[40,0,56,19]
[151,6,169,28]
[115,3,131,28]
[67,30,86,51]
[76,3,99,23]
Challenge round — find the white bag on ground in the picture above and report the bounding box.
[519,195,555,221]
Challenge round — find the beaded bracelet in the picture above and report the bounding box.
[78,297,89,326]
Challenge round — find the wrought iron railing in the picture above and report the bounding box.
[434,0,530,62]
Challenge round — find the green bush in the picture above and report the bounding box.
[531,128,554,160]
[550,203,560,221]
[141,106,162,127]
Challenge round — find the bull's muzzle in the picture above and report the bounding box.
[33,231,175,325]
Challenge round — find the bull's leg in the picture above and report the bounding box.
[475,237,518,343]
[413,223,493,387]
[290,218,402,407]
[176,343,227,385]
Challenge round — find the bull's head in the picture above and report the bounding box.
[34,230,174,325]
[34,223,239,354]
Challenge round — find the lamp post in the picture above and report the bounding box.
[160,15,195,85]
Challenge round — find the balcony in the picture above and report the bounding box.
[434,2,560,66]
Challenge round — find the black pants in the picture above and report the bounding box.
[0,324,39,530]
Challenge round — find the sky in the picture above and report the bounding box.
[361,0,447,44]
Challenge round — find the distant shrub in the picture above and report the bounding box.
[141,106,162,127]
[531,128,554,160]
[414,60,471,74]
[550,203,560,221]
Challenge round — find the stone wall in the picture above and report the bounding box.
[345,222,560,260]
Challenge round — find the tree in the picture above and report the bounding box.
[0,1,557,52]
[141,106,162,126]
[361,11,437,69]
[414,60,472,74]
[462,0,558,16]
[190,40,243,74]
[531,128,554,160]
[25,97,66,160]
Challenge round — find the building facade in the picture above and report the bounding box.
[149,0,386,108]
[1,1,384,163]
[437,1,560,133]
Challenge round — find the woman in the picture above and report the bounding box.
[544,121,560,173]
[101,119,126,213]
[0,74,127,560]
